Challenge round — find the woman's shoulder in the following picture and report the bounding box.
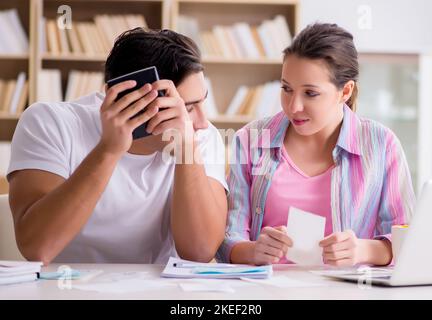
[356,114,400,149]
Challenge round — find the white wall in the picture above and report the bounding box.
[300,0,432,53]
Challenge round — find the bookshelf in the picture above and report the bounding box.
[0,0,31,141]
[0,0,169,141]
[38,0,169,108]
[171,0,299,130]
[0,0,298,139]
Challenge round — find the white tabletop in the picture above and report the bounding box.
[1,263,432,300]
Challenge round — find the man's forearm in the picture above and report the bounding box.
[16,144,121,264]
[171,144,227,262]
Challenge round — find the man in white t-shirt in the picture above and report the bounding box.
[7,29,228,265]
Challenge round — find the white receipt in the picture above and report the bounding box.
[286,207,326,266]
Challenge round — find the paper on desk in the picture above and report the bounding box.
[286,207,326,266]
[73,278,174,294]
[161,257,272,279]
[72,271,176,294]
[240,276,327,288]
[179,281,235,293]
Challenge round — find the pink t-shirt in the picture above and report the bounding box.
[263,146,334,263]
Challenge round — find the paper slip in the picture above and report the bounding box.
[286,207,326,266]
[161,257,272,279]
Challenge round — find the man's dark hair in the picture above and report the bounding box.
[104,28,204,86]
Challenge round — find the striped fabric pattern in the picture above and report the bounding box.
[216,105,416,263]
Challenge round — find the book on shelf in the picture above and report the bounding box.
[37,69,62,102]
[0,142,11,177]
[0,72,28,116]
[225,81,281,119]
[42,14,148,56]
[225,85,248,116]
[0,9,29,54]
[178,14,292,60]
[177,15,202,49]
[65,70,104,101]
[203,77,218,118]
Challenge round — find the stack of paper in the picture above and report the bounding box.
[161,257,272,279]
[0,261,43,285]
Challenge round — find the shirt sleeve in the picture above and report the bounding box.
[375,131,415,246]
[7,102,71,180]
[216,128,253,263]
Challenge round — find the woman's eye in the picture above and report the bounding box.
[281,86,292,93]
[305,91,319,97]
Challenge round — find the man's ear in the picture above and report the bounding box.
[340,80,355,104]
[104,84,108,94]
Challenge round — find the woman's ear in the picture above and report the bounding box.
[340,80,355,104]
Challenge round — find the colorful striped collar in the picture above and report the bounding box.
[257,104,363,157]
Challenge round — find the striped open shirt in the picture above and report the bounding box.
[216,105,415,263]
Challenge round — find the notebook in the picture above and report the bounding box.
[0,260,42,285]
[161,257,272,279]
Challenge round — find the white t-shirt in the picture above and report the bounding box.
[7,92,228,264]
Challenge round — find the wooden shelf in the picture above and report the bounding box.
[209,115,254,124]
[42,54,107,62]
[0,54,29,60]
[42,55,283,65]
[173,0,298,127]
[203,57,282,65]
[0,176,8,194]
[0,0,298,140]
[176,0,298,5]
[0,115,20,120]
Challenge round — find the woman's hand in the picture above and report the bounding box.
[320,230,393,266]
[252,226,293,265]
[319,230,367,267]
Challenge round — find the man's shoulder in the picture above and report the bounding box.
[20,92,102,130]
[196,121,224,144]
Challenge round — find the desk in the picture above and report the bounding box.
[1,264,432,299]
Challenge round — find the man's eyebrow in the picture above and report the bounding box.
[185,90,208,106]
[281,79,319,88]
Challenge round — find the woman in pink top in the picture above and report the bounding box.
[217,23,415,266]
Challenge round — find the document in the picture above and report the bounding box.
[286,207,326,266]
[0,260,42,285]
[161,257,272,279]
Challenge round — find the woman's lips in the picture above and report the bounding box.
[292,119,309,126]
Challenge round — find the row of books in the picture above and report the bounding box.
[0,9,29,54]
[37,69,104,102]
[224,81,281,118]
[33,70,280,120]
[0,142,11,177]
[42,14,148,56]
[178,15,292,59]
[0,73,29,116]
